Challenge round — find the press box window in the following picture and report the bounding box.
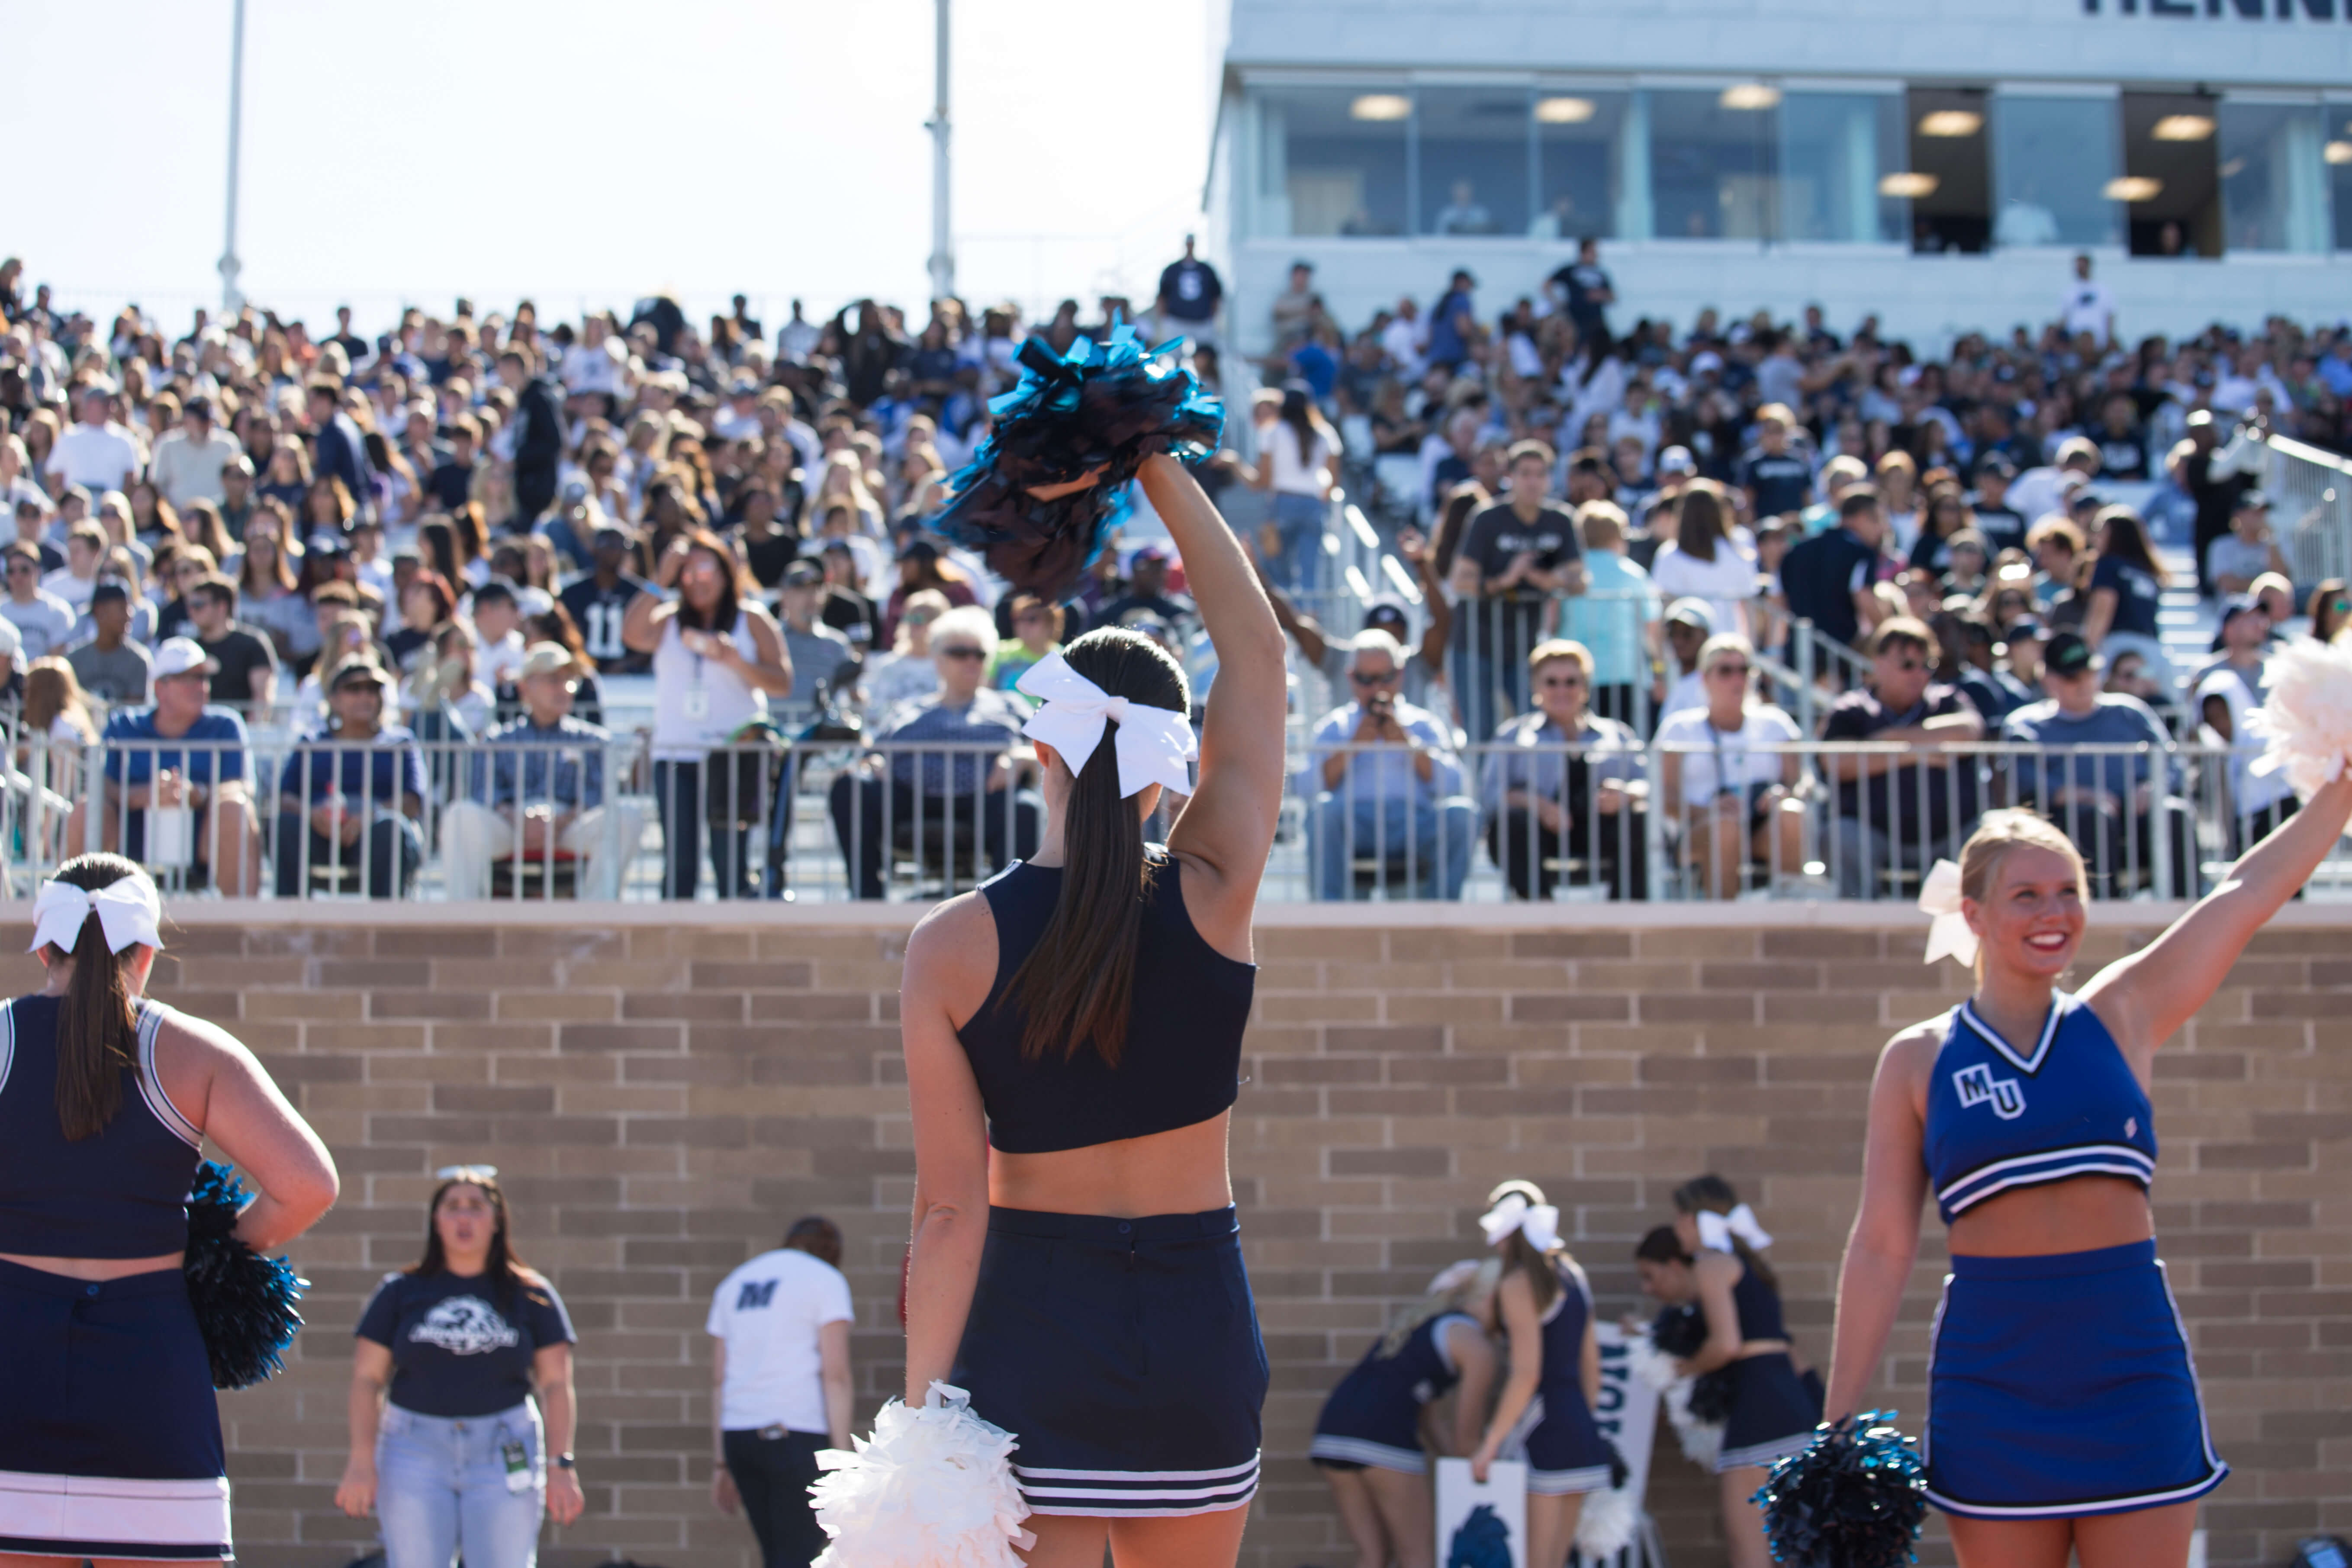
[1417,87,1532,237]
[1992,93,2121,249]
[1534,91,1631,240]
[1904,87,1991,254]
[2120,91,2220,258]
[1648,86,1779,241]
[1255,87,1409,238]
[2218,101,2330,254]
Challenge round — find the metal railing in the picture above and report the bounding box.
[2267,433,2352,589]
[0,726,2336,905]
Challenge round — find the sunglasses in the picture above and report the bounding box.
[1349,670,1399,686]
[1880,655,1926,672]
[1707,663,1751,679]
[936,645,986,661]
[435,1164,499,1182]
[1537,673,1586,689]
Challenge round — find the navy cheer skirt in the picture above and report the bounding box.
[0,1259,232,1560]
[1311,1370,1428,1475]
[1716,1351,1822,1474]
[1926,1240,2227,1519]
[951,1206,1268,1518]
[1502,1384,1615,1497]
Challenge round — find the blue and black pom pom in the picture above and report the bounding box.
[1649,1302,1739,1423]
[932,324,1223,597]
[183,1160,307,1390]
[1752,1410,1928,1568]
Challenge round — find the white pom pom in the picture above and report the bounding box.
[1623,1330,1724,1469]
[810,1382,1035,1568]
[2246,638,2352,802]
[1573,1478,1639,1560]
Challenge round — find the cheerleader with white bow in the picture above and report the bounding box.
[1825,639,2352,1568]
[1669,1176,1819,1568]
[1467,1180,1612,1568]
[0,855,338,1568]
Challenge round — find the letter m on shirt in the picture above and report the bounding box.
[735,1278,779,1311]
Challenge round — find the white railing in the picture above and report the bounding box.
[2267,433,2352,589]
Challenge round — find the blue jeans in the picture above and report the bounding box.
[376,1400,545,1568]
[1310,793,1478,901]
[1268,491,1325,595]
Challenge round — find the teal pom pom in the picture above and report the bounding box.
[933,323,1223,596]
[1752,1410,1928,1567]
[183,1160,308,1390]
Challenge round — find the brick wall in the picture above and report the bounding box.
[13,904,2346,1568]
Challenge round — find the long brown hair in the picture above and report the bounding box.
[674,528,749,634]
[409,1170,541,1308]
[42,854,152,1141]
[1487,1178,1571,1317]
[1676,480,1730,564]
[1672,1172,1778,1294]
[1006,628,1190,1067]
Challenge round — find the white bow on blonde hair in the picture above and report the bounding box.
[1918,858,1977,968]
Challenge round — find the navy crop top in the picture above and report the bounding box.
[1730,1262,1787,1342]
[1922,992,2157,1226]
[0,995,203,1257]
[956,850,1255,1154]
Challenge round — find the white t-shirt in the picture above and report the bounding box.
[1648,541,1756,639]
[706,1249,854,1433]
[2059,280,2115,342]
[1653,704,1803,806]
[1266,421,1333,497]
[45,422,142,494]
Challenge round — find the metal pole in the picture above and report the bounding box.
[926,0,955,302]
[219,0,247,315]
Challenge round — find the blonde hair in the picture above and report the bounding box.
[1377,1256,1503,1359]
[927,605,996,654]
[1528,638,1593,679]
[1958,809,2086,910]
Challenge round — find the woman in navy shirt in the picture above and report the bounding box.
[2080,506,2172,689]
[338,1168,583,1568]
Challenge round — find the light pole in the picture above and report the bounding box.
[926,0,954,302]
[219,0,247,316]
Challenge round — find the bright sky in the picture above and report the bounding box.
[12,0,1217,338]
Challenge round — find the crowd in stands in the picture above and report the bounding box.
[0,242,2341,902]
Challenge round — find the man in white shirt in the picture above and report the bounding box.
[1380,296,1425,378]
[2058,253,2115,345]
[41,524,107,618]
[147,396,245,509]
[468,580,530,689]
[708,1219,854,1568]
[43,386,141,498]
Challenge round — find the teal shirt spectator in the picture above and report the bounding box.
[1560,549,1658,690]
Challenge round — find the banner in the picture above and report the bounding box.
[1434,1457,1528,1568]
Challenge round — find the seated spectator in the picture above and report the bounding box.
[184,572,280,712]
[1301,630,1477,902]
[235,506,316,668]
[386,569,457,673]
[1098,544,1199,643]
[2303,578,2350,646]
[2000,631,2193,898]
[878,539,978,646]
[2206,490,2289,597]
[405,621,497,738]
[816,537,882,652]
[273,658,426,899]
[1653,635,1808,900]
[1818,618,1984,897]
[521,604,608,728]
[2197,654,2297,858]
[827,606,1038,899]
[71,637,262,895]
[2079,506,2173,696]
[442,643,649,900]
[986,594,1065,697]
[1,539,80,659]
[776,561,859,727]
[1655,599,1713,725]
[1481,640,1647,900]
[863,588,947,723]
[64,578,152,704]
[468,578,530,690]
[1950,618,2035,724]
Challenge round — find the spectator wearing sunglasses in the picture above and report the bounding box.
[2304,578,2351,646]
[1818,618,1984,898]
[1652,635,1808,900]
[0,539,77,658]
[1480,640,1647,900]
[1300,629,1477,901]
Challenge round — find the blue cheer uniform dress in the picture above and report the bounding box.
[1499,1261,1615,1496]
[1921,992,2226,1519]
[0,995,228,1561]
[1310,1312,1480,1474]
[949,851,1268,1519]
[1713,1266,1822,1473]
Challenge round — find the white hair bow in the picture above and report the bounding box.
[28,876,163,958]
[1695,1203,1773,1254]
[1016,650,1196,800]
[1918,858,1977,968]
[1479,1192,1561,1253]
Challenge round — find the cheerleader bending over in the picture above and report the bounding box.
[1467,1182,1614,1568]
[1310,1259,1502,1568]
[0,856,338,1568]
[1827,788,2352,1568]
[901,454,1287,1568]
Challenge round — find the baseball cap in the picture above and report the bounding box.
[2003,615,2047,643]
[1974,452,2016,480]
[518,642,579,682]
[152,637,218,679]
[329,658,396,692]
[2043,630,2098,676]
[1361,596,1410,632]
[2233,489,2270,512]
[1664,597,1715,633]
[1657,446,1696,476]
[782,560,824,588]
[896,539,940,564]
[560,478,591,506]
[1131,544,1169,566]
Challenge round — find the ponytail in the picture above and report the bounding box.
[1671,1172,1779,1294]
[1007,629,1190,1067]
[46,853,148,1142]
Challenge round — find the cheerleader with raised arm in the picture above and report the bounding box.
[0,855,339,1568]
[1310,1259,1502,1568]
[1467,1181,1613,1568]
[1668,1176,1820,1568]
[896,451,1288,1568]
[1826,780,2352,1568]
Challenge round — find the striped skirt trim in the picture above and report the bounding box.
[1308,1434,1427,1474]
[1012,1453,1260,1517]
[0,1469,232,1561]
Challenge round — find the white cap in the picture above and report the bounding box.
[151,636,216,679]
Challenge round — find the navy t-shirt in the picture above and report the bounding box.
[2090,554,2162,638]
[356,1269,577,1417]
